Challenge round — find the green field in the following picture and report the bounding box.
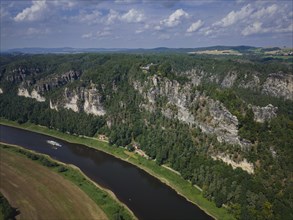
[0,119,235,220]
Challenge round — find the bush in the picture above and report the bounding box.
[58,166,68,173]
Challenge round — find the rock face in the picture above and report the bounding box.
[251,104,278,123]
[17,88,46,102]
[133,75,248,147]
[5,67,82,94]
[64,89,79,112]
[211,154,254,174]
[221,72,238,88]
[49,100,58,111]
[83,87,106,116]
[262,73,293,100]
[239,74,260,90]
[183,68,293,100]
[52,86,106,116]
[35,70,82,93]
[6,67,41,83]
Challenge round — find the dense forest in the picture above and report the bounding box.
[0,53,292,219]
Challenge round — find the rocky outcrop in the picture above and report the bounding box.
[35,70,82,93]
[221,72,237,88]
[6,67,41,83]
[5,67,82,94]
[49,100,58,111]
[211,154,254,174]
[183,68,205,86]
[83,87,106,116]
[52,86,105,116]
[64,89,79,112]
[262,73,293,100]
[133,75,249,147]
[251,104,278,123]
[239,74,260,90]
[182,69,293,100]
[17,88,46,102]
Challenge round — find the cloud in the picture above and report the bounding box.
[120,9,145,23]
[251,4,278,19]
[187,20,204,33]
[203,3,286,37]
[14,0,47,22]
[82,30,111,39]
[79,10,102,24]
[242,21,263,36]
[214,4,253,27]
[135,29,144,34]
[50,1,77,9]
[82,32,93,39]
[160,9,189,27]
[106,9,120,24]
[26,27,50,36]
[242,22,293,36]
[96,30,111,37]
[105,8,144,24]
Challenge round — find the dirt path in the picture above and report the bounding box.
[0,148,108,220]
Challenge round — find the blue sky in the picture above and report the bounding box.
[1,0,292,49]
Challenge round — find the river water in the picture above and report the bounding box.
[0,124,212,220]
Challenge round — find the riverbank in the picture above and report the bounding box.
[0,142,136,220]
[0,119,235,220]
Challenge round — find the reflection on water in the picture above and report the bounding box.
[0,125,212,220]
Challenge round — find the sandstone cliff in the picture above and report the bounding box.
[50,86,106,116]
[133,75,249,148]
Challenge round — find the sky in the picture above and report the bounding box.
[1,0,293,50]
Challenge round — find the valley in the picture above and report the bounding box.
[0,50,292,219]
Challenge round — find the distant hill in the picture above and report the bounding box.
[3,45,260,54]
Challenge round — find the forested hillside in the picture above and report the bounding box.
[0,53,292,220]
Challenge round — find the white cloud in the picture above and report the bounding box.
[135,29,144,34]
[26,27,50,36]
[242,22,293,36]
[82,30,111,39]
[251,4,278,19]
[14,0,47,22]
[51,1,77,9]
[242,21,263,36]
[274,23,293,33]
[96,30,111,38]
[203,28,213,36]
[82,32,93,39]
[79,10,102,24]
[120,9,145,23]
[204,3,286,37]
[160,9,189,27]
[187,20,204,33]
[106,9,120,24]
[154,25,162,30]
[214,4,253,27]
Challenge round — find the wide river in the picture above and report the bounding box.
[0,125,212,220]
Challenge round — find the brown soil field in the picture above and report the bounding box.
[0,148,108,220]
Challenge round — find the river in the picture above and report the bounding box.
[0,124,212,220]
